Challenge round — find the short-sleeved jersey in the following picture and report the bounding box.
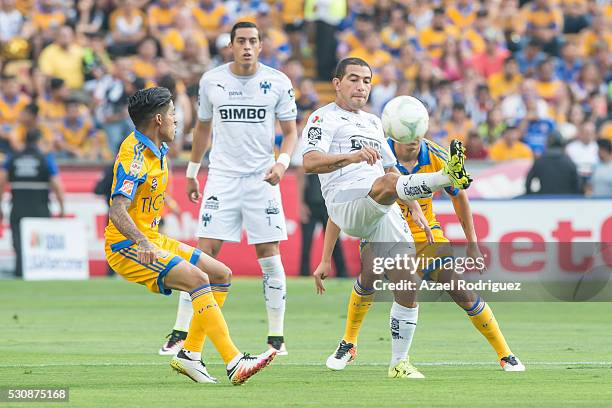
[104,131,169,249]
[197,62,297,177]
[390,139,459,235]
[301,103,396,203]
[0,93,30,126]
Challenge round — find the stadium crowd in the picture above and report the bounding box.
[0,0,610,193]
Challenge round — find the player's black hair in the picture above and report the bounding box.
[230,21,261,43]
[127,87,173,129]
[334,57,372,80]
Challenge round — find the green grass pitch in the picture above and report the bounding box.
[1,278,611,407]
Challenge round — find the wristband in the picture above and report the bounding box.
[186,161,201,179]
[276,153,291,170]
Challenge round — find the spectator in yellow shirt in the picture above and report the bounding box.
[349,35,392,84]
[108,0,147,56]
[535,57,564,104]
[37,77,68,133]
[488,56,523,101]
[419,7,459,60]
[461,9,489,57]
[489,123,534,162]
[161,10,209,62]
[446,0,477,31]
[380,7,418,57]
[30,0,65,44]
[338,13,374,57]
[580,15,612,57]
[443,102,474,146]
[147,0,177,40]
[191,0,231,43]
[37,26,85,89]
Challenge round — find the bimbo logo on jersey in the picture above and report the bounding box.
[219,105,267,123]
[349,135,382,153]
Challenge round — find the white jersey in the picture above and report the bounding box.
[198,63,297,177]
[301,103,396,203]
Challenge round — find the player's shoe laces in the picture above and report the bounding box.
[443,139,473,189]
[326,340,357,371]
[170,349,218,383]
[388,357,425,379]
[500,355,525,372]
[227,349,277,386]
[159,330,187,356]
[267,336,288,356]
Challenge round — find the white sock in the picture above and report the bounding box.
[390,302,419,367]
[227,352,244,370]
[182,349,201,361]
[258,255,286,337]
[173,291,193,332]
[395,171,451,201]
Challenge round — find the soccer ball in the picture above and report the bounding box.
[381,95,429,143]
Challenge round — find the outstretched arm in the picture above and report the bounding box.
[313,218,341,294]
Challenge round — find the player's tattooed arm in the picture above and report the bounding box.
[109,196,157,264]
[303,148,381,173]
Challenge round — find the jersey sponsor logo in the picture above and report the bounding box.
[119,179,134,195]
[265,199,280,215]
[141,193,165,213]
[307,127,322,145]
[219,105,267,123]
[151,177,158,192]
[349,135,382,153]
[204,195,220,210]
[260,81,272,94]
[228,90,243,97]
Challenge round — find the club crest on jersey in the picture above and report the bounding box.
[151,177,158,192]
[260,81,272,94]
[201,213,212,227]
[265,199,280,215]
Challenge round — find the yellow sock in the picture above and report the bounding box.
[467,297,512,359]
[200,284,230,348]
[342,280,374,345]
[183,284,239,364]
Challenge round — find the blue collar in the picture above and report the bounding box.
[389,139,430,174]
[135,129,168,159]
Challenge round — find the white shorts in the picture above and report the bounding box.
[197,172,288,245]
[327,186,413,244]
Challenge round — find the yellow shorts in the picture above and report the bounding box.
[413,227,454,281]
[105,235,201,295]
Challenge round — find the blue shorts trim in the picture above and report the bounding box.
[189,248,202,265]
[157,255,183,296]
[421,255,454,281]
[111,239,134,252]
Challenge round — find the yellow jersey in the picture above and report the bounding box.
[389,139,459,235]
[192,3,229,32]
[105,131,169,249]
[0,93,30,126]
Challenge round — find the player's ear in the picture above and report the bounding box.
[332,77,341,91]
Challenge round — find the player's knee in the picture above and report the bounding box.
[199,240,221,258]
[188,267,210,289]
[371,173,399,203]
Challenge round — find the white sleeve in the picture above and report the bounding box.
[302,112,333,155]
[197,75,213,122]
[275,75,298,121]
[381,138,397,168]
